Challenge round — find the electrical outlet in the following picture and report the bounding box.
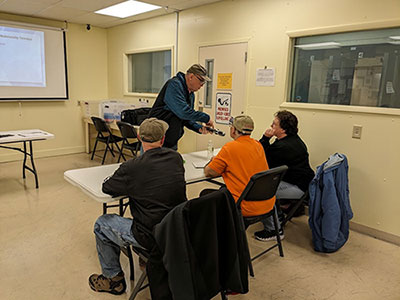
[352,125,362,139]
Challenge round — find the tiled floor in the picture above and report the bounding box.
[1,153,399,300]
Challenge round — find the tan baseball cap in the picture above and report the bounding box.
[230,115,254,134]
[139,118,169,143]
[187,64,211,82]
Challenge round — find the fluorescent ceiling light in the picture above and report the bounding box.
[95,0,161,18]
[295,42,341,50]
[389,36,400,40]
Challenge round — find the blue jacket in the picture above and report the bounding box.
[149,72,210,149]
[308,153,353,253]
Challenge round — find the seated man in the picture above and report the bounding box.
[88,118,187,295]
[203,115,275,218]
[255,110,314,241]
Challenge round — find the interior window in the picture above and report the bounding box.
[127,49,171,94]
[290,28,400,108]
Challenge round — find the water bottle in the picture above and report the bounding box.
[207,140,214,160]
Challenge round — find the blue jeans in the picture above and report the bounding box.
[262,181,304,231]
[94,214,145,278]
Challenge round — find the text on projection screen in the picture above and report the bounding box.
[0,26,46,87]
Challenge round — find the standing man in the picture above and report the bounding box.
[149,64,214,150]
[255,110,314,241]
[203,115,275,218]
[88,118,187,296]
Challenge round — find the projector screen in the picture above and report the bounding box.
[0,21,68,100]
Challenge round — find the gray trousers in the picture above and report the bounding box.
[262,181,304,231]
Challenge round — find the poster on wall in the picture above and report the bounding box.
[256,67,275,86]
[217,73,233,90]
[215,92,232,125]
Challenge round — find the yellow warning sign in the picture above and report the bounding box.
[217,73,232,90]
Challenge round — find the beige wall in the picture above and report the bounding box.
[107,13,177,103]
[0,13,108,162]
[1,0,399,237]
[107,0,400,237]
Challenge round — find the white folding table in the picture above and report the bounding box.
[64,149,222,214]
[0,129,54,188]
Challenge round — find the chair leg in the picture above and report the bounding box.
[114,141,123,158]
[136,143,142,156]
[101,142,109,165]
[91,139,99,160]
[248,257,254,277]
[107,141,115,157]
[129,269,148,300]
[135,143,141,156]
[118,144,124,163]
[117,142,126,162]
[281,193,308,227]
[272,206,284,257]
[109,143,115,156]
[130,148,136,158]
[240,218,254,277]
[220,291,228,300]
[126,246,135,281]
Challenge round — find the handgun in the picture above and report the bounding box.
[205,127,226,136]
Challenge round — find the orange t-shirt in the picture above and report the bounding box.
[208,135,275,216]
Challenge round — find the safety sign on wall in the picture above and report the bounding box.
[215,92,232,125]
[217,73,233,90]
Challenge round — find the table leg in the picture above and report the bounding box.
[21,141,39,188]
[29,141,39,189]
[85,121,90,154]
[22,141,27,179]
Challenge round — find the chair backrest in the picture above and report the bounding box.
[236,165,288,208]
[91,116,110,133]
[117,121,138,139]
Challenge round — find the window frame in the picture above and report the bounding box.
[123,46,174,97]
[284,23,400,116]
[203,59,214,108]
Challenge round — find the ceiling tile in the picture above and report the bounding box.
[60,0,124,12]
[0,0,223,28]
[34,3,88,20]
[0,0,49,15]
[68,12,120,28]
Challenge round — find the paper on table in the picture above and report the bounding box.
[18,131,48,138]
[192,160,208,168]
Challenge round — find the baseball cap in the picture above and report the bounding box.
[139,118,169,143]
[187,64,211,82]
[229,115,254,134]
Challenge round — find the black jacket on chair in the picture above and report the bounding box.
[148,188,249,300]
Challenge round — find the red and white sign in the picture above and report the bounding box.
[215,92,232,125]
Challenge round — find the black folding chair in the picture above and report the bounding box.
[116,121,141,162]
[280,189,309,228]
[90,116,123,164]
[236,165,288,277]
[128,247,150,300]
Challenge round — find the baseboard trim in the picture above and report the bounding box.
[0,146,86,163]
[350,221,400,246]
[304,207,399,246]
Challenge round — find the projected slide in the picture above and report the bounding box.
[0,26,46,87]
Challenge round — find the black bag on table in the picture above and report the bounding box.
[121,108,151,125]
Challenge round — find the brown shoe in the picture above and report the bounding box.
[88,272,126,295]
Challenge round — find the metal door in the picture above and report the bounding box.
[197,42,248,150]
